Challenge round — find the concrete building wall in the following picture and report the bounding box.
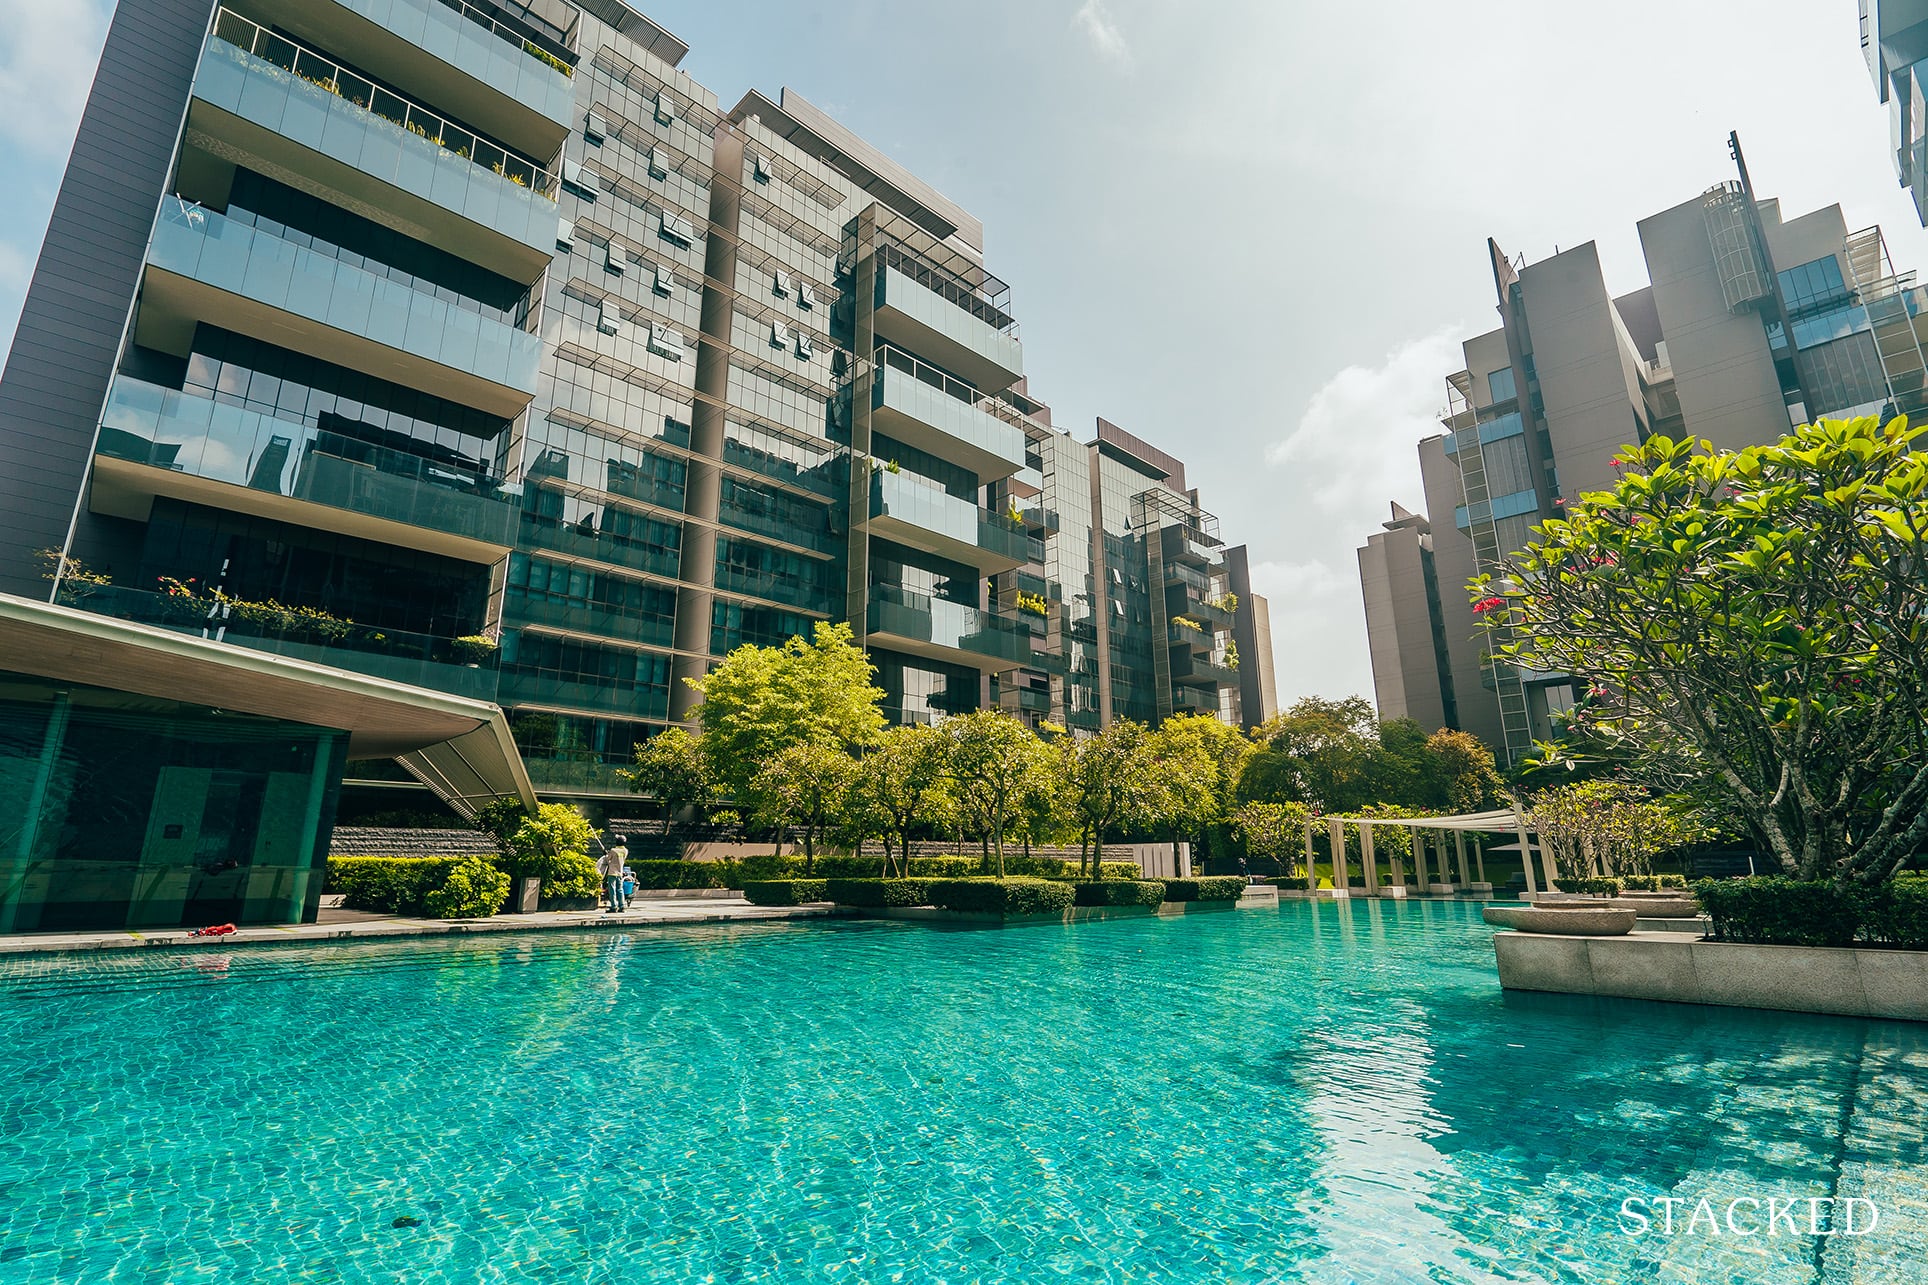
[1518,242,1646,499]
[1417,434,1500,750]
[1357,519,1448,731]
[1638,196,1789,452]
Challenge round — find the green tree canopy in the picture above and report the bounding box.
[857,723,954,875]
[1476,416,1928,883]
[748,741,860,874]
[1060,719,1154,875]
[686,621,886,798]
[619,727,710,832]
[1144,713,1255,846]
[943,709,1053,877]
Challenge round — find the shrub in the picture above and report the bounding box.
[539,850,601,901]
[1623,874,1691,891]
[1162,876,1248,902]
[424,856,510,919]
[1858,879,1928,950]
[1658,873,1688,889]
[927,878,1074,915]
[742,879,828,906]
[1073,880,1166,907]
[628,859,732,890]
[503,802,596,880]
[1270,876,1312,891]
[824,878,931,907]
[326,857,463,915]
[1694,877,1861,947]
[1552,877,1624,897]
[735,854,802,882]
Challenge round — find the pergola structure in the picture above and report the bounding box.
[1302,806,1549,899]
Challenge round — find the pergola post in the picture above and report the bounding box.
[1513,805,1538,896]
[1386,826,1407,896]
[1303,822,1315,883]
[1456,830,1471,885]
[1360,824,1379,896]
[1475,837,1489,886]
[1412,827,1429,890]
[1328,817,1349,898]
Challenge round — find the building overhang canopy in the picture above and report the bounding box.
[0,592,534,817]
[1318,808,1527,833]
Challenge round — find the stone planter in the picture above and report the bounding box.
[1606,897,1700,917]
[1483,905,1637,936]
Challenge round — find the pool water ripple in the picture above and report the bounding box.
[0,901,1922,1283]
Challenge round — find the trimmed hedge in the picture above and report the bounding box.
[1695,877,1861,947]
[1623,874,1689,891]
[1856,879,1928,950]
[1073,880,1166,908]
[824,878,931,908]
[725,855,1140,882]
[1552,877,1624,897]
[741,880,828,906]
[629,859,734,890]
[1161,876,1248,902]
[927,878,1075,915]
[325,857,464,915]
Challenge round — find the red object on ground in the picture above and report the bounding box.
[189,923,237,937]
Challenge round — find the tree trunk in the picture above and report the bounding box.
[994,825,1006,879]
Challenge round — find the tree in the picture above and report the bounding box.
[1476,418,1928,884]
[1527,782,1704,880]
[1245,696,1381,812]
[747,741,859,875]
[1231,801,1312,876]
[1424,729,1504,813]
[687,621,886,798]
[503,802,598,883]
[944,710,1053,878]
[1060,720,1153,876]
[620,728,710,833]
[1145,713,1254,857]
[855,724,953,876]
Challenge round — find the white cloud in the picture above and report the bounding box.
[1248,557,1347,602]
[0,0,109,158]
[1266,327,1462,515]
[1073,0,1132,69]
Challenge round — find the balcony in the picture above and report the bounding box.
[496,673,671,722]
[518,515,683,580]
[61,582,499,701]
[190,12,559,284]
[872,264,1023,393]
[865,585,1030,672]
[1015,686,1051,713]
[138,201,540,418]
[92,377,520,563]
[503,592,675,648]
[1172,655,1238,689]
[868,352,1025,484]
[1167,621,1212,653]
[242,0,576,160]
[866,469,1029,574]
[1173,686,1220,715]
[1172,593,1235,631]
[1165,527,1225,570]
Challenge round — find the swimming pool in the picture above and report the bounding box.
[0,900,1920,1283]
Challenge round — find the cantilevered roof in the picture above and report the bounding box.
[0,593,534,817]
[573,0,688,65]
[1320,808,1527,833]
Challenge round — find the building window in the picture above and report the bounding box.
[797,282,815,310]
[773,269,792,298]
[561,158,597,199]
[654,91,675,125]
[659,212,694,246]
[1486,367,1516,404]
[795,330,813,360]
[584,110,606,144]
[770,320,791,348]
[557,218,575,251]
[604,241,624,275]
[751,152,771,184]
[648,146,668,179]
[647,322,683,361]
[653,263,675,297]
[598,298,622,336]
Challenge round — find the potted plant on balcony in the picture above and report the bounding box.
[451,634,499,667]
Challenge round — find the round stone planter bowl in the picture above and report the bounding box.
[1605,897,1701,917]
[1482,905,1637,936]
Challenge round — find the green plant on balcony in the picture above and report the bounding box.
[523,40,575,78]
[38,548,111,599]
[1224,641,1240,671]
[886,459,901,473]
[1172,616,1203,632]
[450,634,500,665]
[1205,591,1239,613]
[1016,591,1049,617]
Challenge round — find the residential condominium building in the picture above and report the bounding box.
[1358,141,1928,768]
[1861,0,1928,225]
[0,0,1273,931]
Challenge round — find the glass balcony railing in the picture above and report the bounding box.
[866,584,1031,668]
[209,9,559,196]
[874,265,1024,388]
[712,563,832,612]
[148,201,542,398]
[496,673,671,722]
[422,0,578,78]
[57,582,499,701]
[502,591,675,648]
[97,377,521,549]
[1168,621,1212,651]
[1174,657,1238,689]
[518,516,683,580]
[871,356,1026,477]
[869,469,1030,566]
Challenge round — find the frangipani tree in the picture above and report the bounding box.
[1527,781,1703,880]
[1474,416,1928,883]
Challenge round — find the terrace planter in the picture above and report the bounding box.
[1483,905,1636,936]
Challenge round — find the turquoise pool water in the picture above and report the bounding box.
[0,900,1922,1283]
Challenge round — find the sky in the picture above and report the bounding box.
[1,0,1919,709]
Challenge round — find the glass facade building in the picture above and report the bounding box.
[2,0,1280,881]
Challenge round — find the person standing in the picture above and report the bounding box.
[598,836,631,913]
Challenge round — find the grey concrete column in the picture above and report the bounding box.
[1513,807,1538,895]
[1360,824,1379,896]
[1456,830,1472,885]
[1327,818,1349,898]
[1412,827,1429,888]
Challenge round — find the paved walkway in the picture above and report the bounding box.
[0,897,850,957]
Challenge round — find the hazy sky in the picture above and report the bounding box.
[0,0,1917,708]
